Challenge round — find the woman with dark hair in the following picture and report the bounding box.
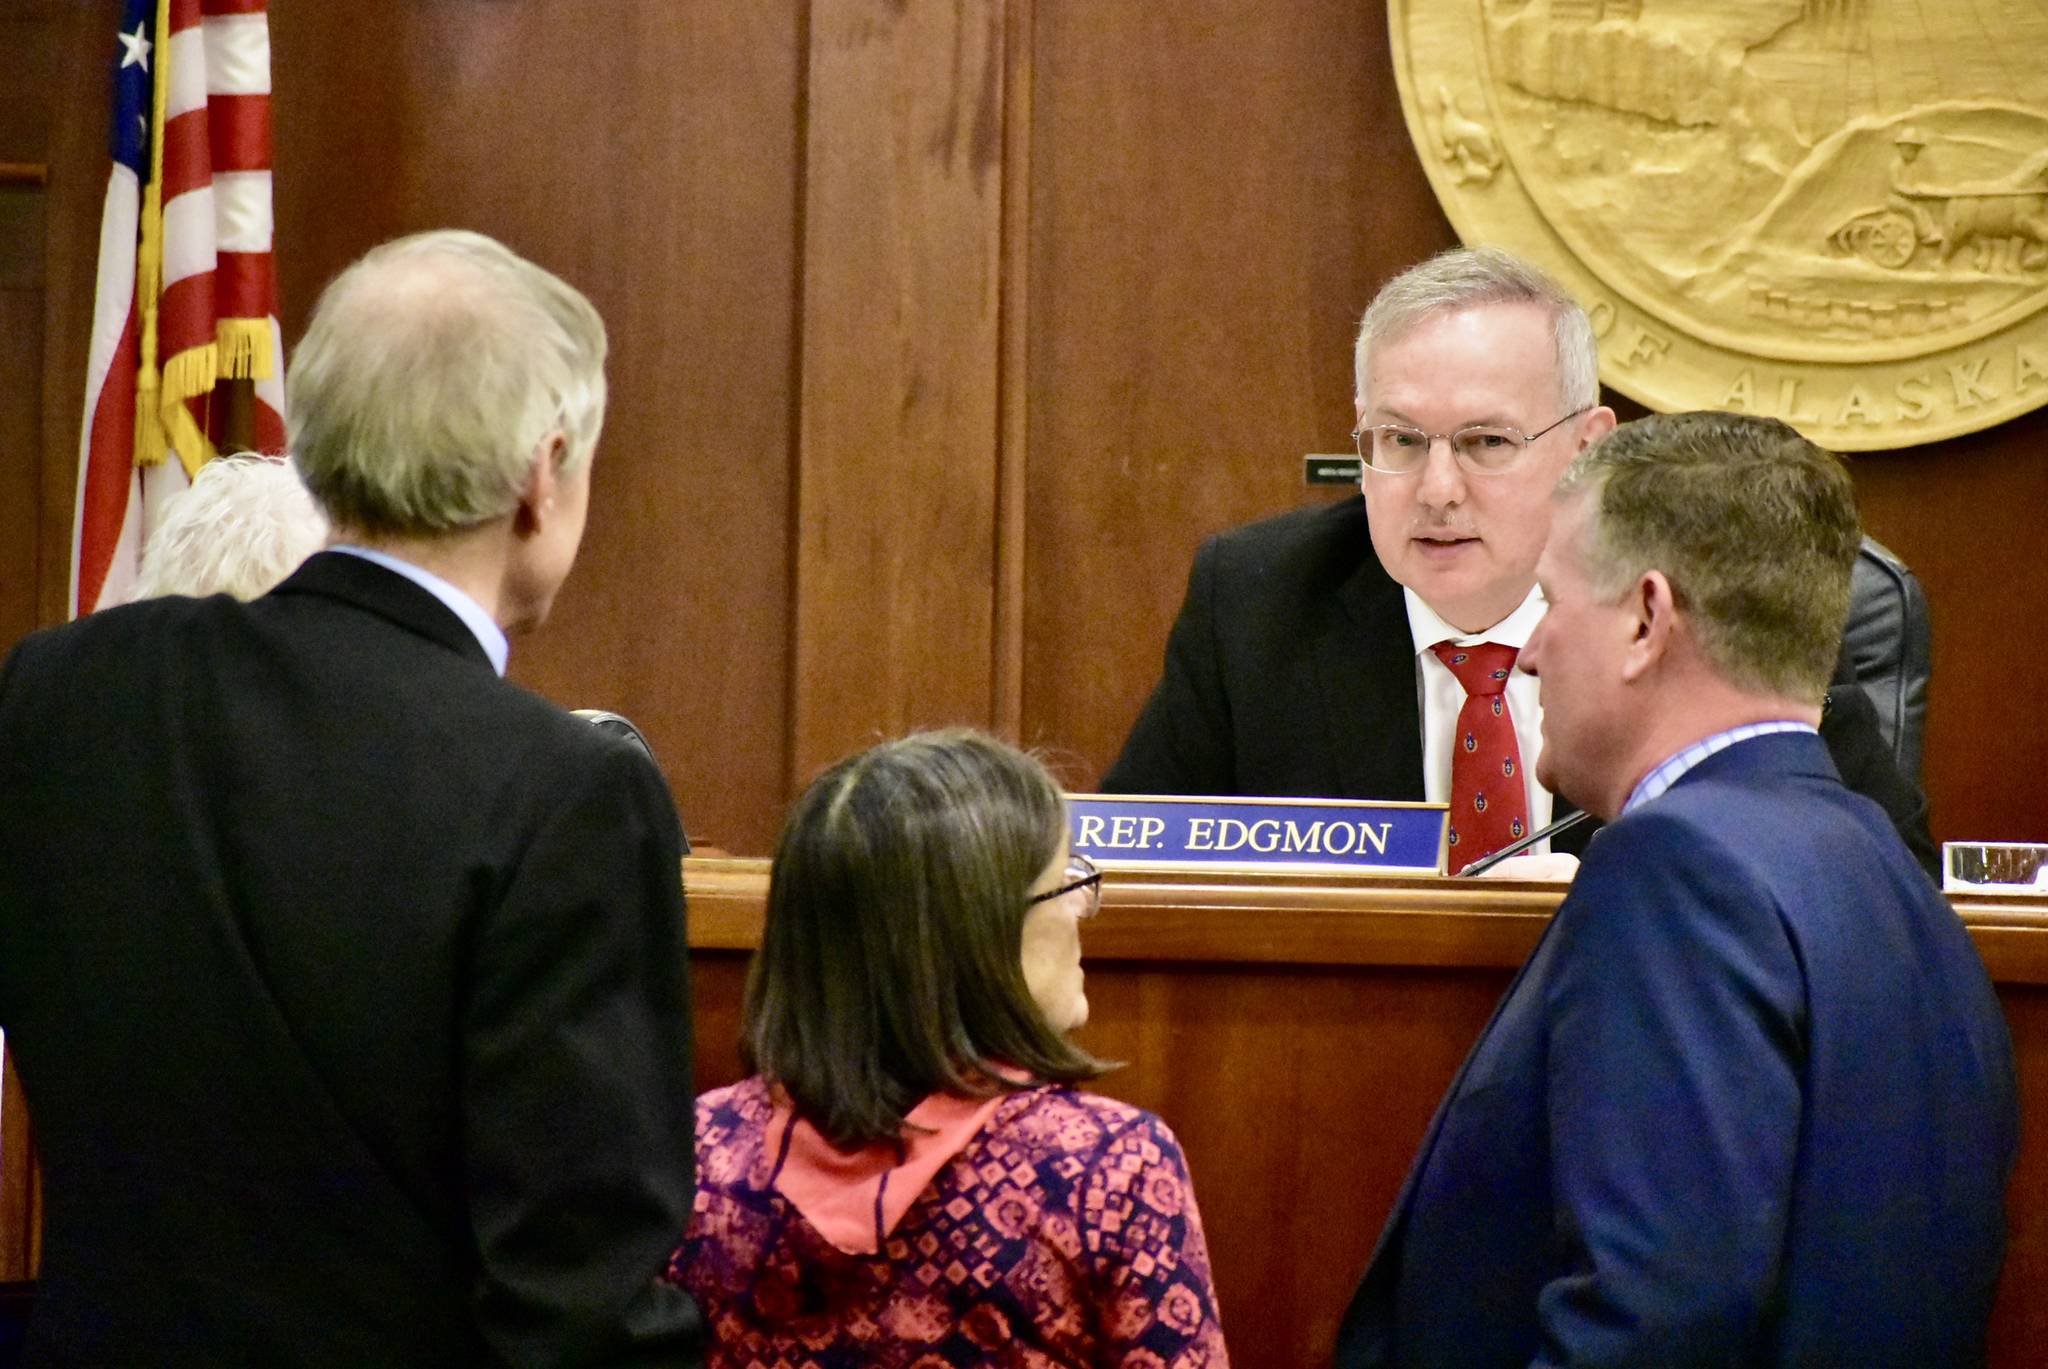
[668,729,1228,1366]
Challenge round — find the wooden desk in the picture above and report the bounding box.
[688,857,2048,1368]
[3,862,2042,1361]
[0,1051,34,1282]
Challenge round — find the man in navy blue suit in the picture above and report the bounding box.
[1334,410,2017,1367]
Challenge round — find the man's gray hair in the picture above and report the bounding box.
[129,454,328,602]
[1556,411,1861,702]
[1354,246,1599,413]
[288,229,607,536]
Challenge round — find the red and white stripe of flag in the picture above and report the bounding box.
[154,0,284,466]
[71,0,283,618]
[71,134,152,619]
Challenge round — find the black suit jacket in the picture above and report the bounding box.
[0,552,702,1367]
[1103,497,1937,872]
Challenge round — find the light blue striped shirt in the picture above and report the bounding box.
[327,545,509,677]
[1621,721,1818,816]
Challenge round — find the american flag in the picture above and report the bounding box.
[70,0,284,618]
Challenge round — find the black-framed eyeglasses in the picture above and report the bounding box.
[1350,407,1591,476]
[1026,853,1102,918]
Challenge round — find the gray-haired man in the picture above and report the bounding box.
[0,231,702,1366]
[1104,245,1933,873]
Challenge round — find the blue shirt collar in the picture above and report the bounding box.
[1621,720,1819,815]
[326,545,510,676]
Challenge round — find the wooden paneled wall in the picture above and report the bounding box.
[792,1,1011,777]
[264,1,808,854]
[3,0,2040,854]
[0,0,61,665]
[0,166,43,661]
[0,1053,36,1283]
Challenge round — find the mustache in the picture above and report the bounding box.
[1407,518,1478,539]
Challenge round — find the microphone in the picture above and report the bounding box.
[1453,808,1594,877]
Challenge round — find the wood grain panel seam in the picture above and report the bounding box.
[991,0,1031,739]
[782,0,815,801]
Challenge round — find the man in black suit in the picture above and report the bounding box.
[1104,247,1933,873]
[0,231,702,1365]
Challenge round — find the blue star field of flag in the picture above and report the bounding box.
[111,0,154,180]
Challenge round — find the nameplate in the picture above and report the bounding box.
[1304,453,1365,486]
[1067,794,1447,875]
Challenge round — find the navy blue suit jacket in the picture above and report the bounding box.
[1335,733,2015,1368]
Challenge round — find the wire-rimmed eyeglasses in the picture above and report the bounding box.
[1350,407,1590,476]
[1026,853,1102,918]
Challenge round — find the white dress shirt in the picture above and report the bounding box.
[1404,585,1555,850]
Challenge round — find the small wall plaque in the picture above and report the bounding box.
[1304,454,1364,486]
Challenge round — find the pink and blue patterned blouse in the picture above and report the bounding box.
[668,1075,1229,1367]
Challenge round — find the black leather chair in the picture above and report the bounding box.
[572,709,691,854]
[1842,535,1932,783]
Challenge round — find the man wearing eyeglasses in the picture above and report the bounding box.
[1102,246,1932,875]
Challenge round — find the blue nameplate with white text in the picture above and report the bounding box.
[1066,794,1447,875]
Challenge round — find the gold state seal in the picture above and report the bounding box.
[1391,0,2048,450]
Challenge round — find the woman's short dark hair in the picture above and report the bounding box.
[742,728,1108,1148]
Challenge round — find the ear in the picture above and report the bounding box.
[1619,568,1679,683]
[512,430,570,539]
[1575,405,1618,450]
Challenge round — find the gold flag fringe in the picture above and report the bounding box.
[159,342,218,478]
[215,318,275,380]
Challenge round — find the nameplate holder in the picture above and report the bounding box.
[1304,454,1364,486]
[1067,794,1447,875]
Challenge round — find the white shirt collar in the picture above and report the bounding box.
[326,545,510,676]
[1402,582,1548,656]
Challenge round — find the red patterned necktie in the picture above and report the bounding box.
[1430,641,1531,872]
